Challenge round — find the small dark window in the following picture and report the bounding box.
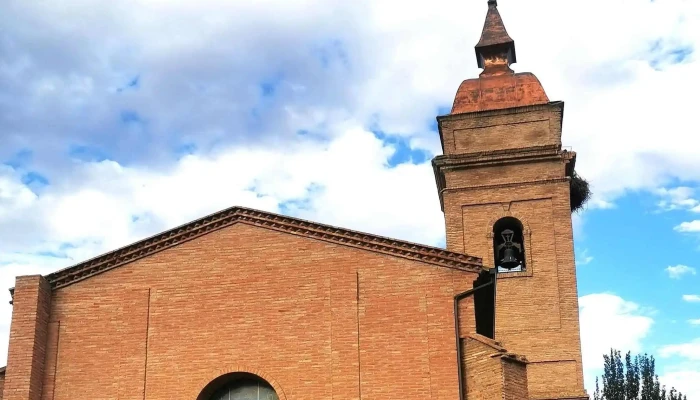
[493,217,526,273]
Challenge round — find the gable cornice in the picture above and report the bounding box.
[23,207,482,293]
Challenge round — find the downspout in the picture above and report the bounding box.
[454,269,497,400]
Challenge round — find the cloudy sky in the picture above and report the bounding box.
[1,0,699,396]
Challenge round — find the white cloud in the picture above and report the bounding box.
[660,368,700,400]
[675,220,700,233]
[1,0,699,204]
[655,186,699,212]
[0,126,448,364]
[0,0,699,388]
[660,339,700,361]
[684,295,700,303]
[665,264,697,279]
[579,294,700,397]
[579,293,654,391]
[577,248,594,265]
[0,127,445,257]
[688,319,700,325]
[659,340,700,398]
[589,199,616,210]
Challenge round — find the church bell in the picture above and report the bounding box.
[500,247,520,269]
[497,228,521,270]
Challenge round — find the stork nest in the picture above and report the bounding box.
[570,170,591,213]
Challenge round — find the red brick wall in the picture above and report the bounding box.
[443,159,565,189]
[0,371,6,400]
[503,357,529,400]
[438,103,588,400]
[3,276,51,400]
[446,170,585,400]
[464,336,504,400]
[38,223,479,400]
[439,103,563,155]
[463,334,529,400]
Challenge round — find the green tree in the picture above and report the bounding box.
[592,349,687,400]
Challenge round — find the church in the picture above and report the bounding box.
[0,1,591,399]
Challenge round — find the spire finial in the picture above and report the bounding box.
[449,0,550,114]
[475,0,516,72]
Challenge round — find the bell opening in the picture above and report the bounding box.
[493,218,526,272]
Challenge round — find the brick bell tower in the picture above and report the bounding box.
[433,1,588,399]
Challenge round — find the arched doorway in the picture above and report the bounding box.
[197,372,279,400]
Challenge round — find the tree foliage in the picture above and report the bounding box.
[593,349,687,400]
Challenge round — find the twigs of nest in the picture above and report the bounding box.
[570,170,591,213]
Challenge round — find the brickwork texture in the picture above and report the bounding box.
[1,2,591,399]
[4,224,484,400]
[436,104,588,399]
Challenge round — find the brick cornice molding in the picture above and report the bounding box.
[433,148,577,190]
[19,207,482,294]
[432,146,576,211]
[437,101,564,123]
[432,144,575,170]
[437,177,570,210]
[435,101,565,153]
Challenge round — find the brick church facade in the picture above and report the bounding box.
[1,2,589,399]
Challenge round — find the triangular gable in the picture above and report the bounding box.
[16,206,482,294]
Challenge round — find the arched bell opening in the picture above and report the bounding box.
[197,372,279,400]
[492,217,526,273]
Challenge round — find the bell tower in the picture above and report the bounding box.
[433,1,588,399]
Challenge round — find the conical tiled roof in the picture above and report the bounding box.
[475,0,516,68]
[475,0,514,49]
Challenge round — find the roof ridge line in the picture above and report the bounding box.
[37,206,483,291]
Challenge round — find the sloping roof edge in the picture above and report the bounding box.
[468,334,529,364]
[24,206,482,292]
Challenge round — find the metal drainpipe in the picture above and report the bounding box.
[454,269,497,400]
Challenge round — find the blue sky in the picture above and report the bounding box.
[1,0,699,397]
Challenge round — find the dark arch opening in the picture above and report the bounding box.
[196,372,279,400]
[492,217,526,272]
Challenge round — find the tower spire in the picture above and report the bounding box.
[475,0,516,72]
[448,0,548,114]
